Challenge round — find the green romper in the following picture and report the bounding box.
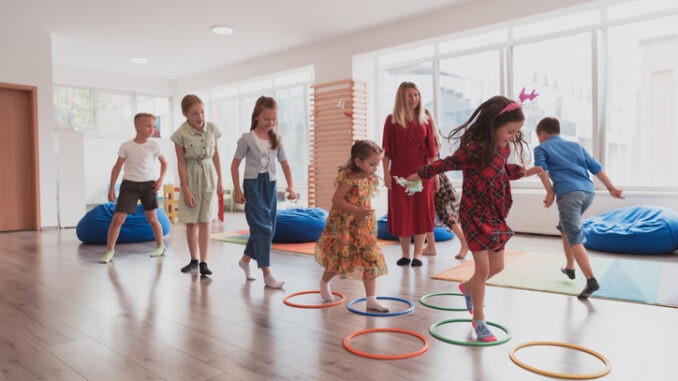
[170,122,222,223]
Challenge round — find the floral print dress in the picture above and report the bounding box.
[315,169,388,281]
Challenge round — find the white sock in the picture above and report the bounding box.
[366,296,390,312]
[238,260,256,280]
[320,280,333,302]
[264,273,285,289]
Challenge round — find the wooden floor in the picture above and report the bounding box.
[0,212,676,381]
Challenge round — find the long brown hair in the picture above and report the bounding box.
[449,95,530,168]
[250,96,280,150]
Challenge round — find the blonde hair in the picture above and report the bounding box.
[250,96,280,150]
[391,82,427,127]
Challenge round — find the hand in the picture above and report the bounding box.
[608,187,624,199]
[355,207,375,218]
[543,191,555,208]
[433,175,440,192]
[152,179,162,192]
[286,187,297,200]
[234,189,246,204]
[108,189,116,202]
[525,166,543,177]
[383,175,392,190]
[182,187,196,208]
[406,173,421,182]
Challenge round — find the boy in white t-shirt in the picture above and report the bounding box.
[100,113,168,264]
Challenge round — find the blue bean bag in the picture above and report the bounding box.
[76,202,171,244]
[273,208,328,243]
[583,205,678,254]
[377,215,455,241]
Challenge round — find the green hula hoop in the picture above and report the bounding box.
[429,318,511,347]
[419,292,468,311]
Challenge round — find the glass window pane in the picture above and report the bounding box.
[275,86,309,196]
[210,97,239,186]
[513,10,599,39]
[438,30,508,55]
[378,45,434,67]
[438,50,502,162]
[513,33,593,171]
[53,85,93,131]
[606,15,678,188]
[94,91,133,135]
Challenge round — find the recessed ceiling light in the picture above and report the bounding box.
[130,57,148,64]
[212,26,234,35]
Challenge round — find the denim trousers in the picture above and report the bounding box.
[243,173,277,268]
[556,190,594,246]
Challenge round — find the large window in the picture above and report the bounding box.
[364,0,678,191]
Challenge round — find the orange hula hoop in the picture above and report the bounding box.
[283,290,346,308]
[344,328,430,360]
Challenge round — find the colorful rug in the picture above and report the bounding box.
[431,251,678,308]
[211,230,396,255]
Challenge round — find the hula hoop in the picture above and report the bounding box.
[429,318,511,347]
[344,328,429,360]
[347,296,415,317]
[419,292,467,311]
[509,341,611,379]
[283,290,346,308]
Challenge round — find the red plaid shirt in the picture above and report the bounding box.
[418,143,525,251]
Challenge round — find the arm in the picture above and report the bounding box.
[280,160,296,200]
[174,143,195,208]
[595,170,624,199]
[430,156,440,191]
[230,158,245,204]
[153,155,167,192]
[538,171,556,208]
[382,155,392,189]
[108,157,125,202]
[212,145,223,196]
[332,183,373,218]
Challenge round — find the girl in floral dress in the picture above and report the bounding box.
[315,140,389,312]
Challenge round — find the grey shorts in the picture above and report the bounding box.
[556,191,594,246]
[115,180,158,214]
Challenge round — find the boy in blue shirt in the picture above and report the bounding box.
[534,117,624,299]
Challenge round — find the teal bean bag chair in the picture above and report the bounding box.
[76,202,171,244]
[583,205,678,254]
[273,207,328,243]
[377,215,454,241]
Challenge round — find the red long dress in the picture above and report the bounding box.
[382,115,437,237]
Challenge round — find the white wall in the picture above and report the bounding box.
[0,24,58,227]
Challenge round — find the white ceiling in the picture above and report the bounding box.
[2,0,469,80]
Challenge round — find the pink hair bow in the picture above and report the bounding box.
[497,88,539,118]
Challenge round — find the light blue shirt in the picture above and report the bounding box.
[534,135,602,197]
[233,132,288,181]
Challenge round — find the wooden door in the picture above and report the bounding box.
[0,83,41,231]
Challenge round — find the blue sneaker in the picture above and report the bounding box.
[458,283,473,314]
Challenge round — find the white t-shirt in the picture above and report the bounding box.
[251,131,271,173]
[117,139,163,182]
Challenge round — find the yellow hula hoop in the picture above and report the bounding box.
[509,341,611,380]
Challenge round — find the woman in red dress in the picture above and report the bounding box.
[381,82,438,267]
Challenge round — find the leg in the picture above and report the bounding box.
[181,223,199,272]
[411,233,426,266]
[364,278,389,312]
[320,270,336,301]
[239,253,256,280]
[423,231,437,255]
[571,243,600,299]
[452,223,469,259]
[467,249,497,342]
[101,212,127,263]
[197,222,212,275]
[144,209,166,257]
[396,236,411,265]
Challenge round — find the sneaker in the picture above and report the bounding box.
[150,246,166,257]
[577,278,600,299]
[561,267,576,280]
[199,262,212,276]
[181,260,199,273]
[458,283,473,314]
[472,321,497,342]
[99,251,114,264]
